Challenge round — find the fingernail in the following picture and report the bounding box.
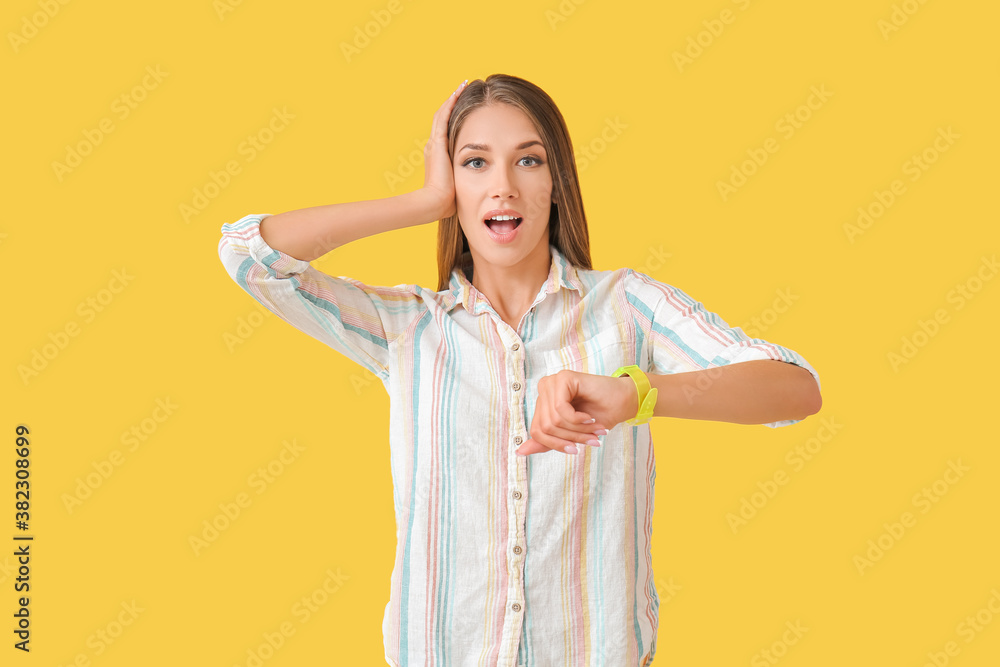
[595,429,608,436]
[515,449,525,456]
[584,418,596,424]
[565,445,579,455]
[586,439,600,447]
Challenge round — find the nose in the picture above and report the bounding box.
[491,163,517,199]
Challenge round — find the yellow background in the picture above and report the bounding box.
[4,0,998,664]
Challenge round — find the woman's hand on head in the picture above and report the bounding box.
[422,80,466,220]
[516,370,639,457]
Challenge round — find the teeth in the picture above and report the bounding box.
[487,214,519,221]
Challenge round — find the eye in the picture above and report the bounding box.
[519,156,543,167]
[463,157,486,169]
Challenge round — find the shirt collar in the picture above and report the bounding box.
[445,244,584,316]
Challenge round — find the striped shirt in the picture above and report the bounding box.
[218,213,821,666]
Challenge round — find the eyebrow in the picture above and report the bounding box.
[458,140,545,153]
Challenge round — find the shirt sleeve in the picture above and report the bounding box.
[627,269,821,429]
[217,213,424,381]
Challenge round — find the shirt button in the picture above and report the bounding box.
[512,343,520,351]
[512,381,521,391]
[512,490,521,500]
[513,545,522,554]
[513,436,523,445]
[512,603,521,612]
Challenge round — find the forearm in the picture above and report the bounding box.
[259,188,446,262]
[638,360,821,425]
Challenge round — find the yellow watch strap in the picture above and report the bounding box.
[611,364,658,426]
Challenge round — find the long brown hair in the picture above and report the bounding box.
[436,73,592,292]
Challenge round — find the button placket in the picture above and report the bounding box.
[506,331,528,595]
[509,334,526,451]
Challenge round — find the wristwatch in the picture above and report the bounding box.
[612,365,658,426]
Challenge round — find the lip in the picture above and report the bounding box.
[482,208,523,244]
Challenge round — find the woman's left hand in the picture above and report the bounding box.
[516,370,638,456]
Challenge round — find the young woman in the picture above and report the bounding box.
[218,73,821,667]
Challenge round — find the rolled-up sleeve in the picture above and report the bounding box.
[627,270,821,428]
[218,213,423,381]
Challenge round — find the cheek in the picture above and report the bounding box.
[526,180,553,212]
[453,170,470,198]
[453,175,477,212]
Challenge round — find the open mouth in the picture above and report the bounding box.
[484,215,523,234]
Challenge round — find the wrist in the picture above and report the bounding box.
[614,376,639,426]
[611,365,658,426]
[415,186,454,222]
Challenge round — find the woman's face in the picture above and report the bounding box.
[453,103,553,273]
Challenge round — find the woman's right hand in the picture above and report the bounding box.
[422,80,466,220]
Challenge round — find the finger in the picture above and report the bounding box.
[517,436,581,457]
[549,374,609,432]
[562,407,608,435]
[528,386,601,451]
[549,398,608,440]
[526,407,588,453]
[527,422,596,453]
[535,418,602,448]
[430,95,457,140]
[527,400,579,453]
[515,439,549,456]
[434,80,466,127]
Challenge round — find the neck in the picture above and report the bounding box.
[470,243,552,328]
